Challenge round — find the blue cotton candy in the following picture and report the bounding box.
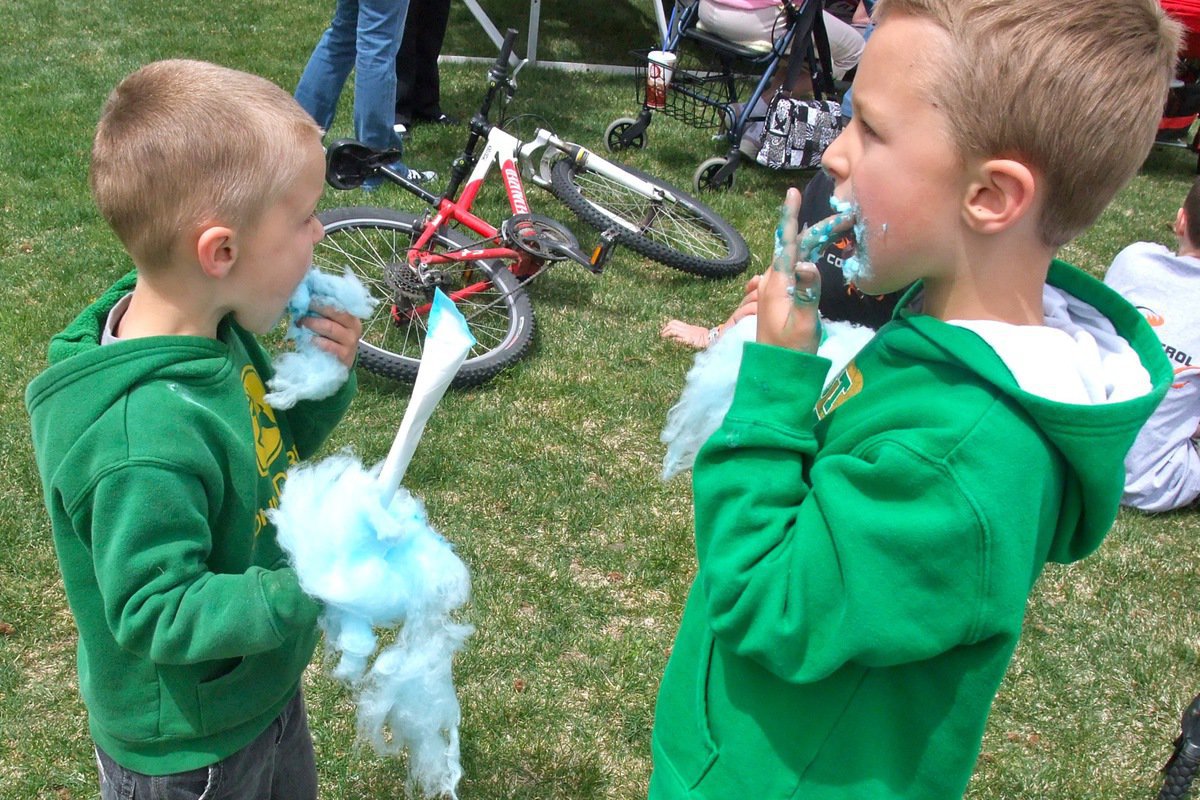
[661,316,877,479]
[265,267,378,410]
[270,454,471,799]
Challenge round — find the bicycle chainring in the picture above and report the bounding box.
[501,213,584,263]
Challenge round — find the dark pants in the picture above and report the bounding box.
[394,0,452,123]
[95,691,317,800]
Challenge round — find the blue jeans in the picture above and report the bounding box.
[95,691,317,800]
[295,0,412,155]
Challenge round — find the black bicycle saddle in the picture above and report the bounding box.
[324,138,404,190]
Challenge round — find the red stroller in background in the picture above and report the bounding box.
[1158,0,1200,171]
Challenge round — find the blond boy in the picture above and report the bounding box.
[25,60,360,799]
[649,1,1180,798]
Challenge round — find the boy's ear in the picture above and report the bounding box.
[1174,207,1188,241]
[195,225,237,279]
[962,159,1037,236]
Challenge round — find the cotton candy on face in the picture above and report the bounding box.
[265,267,379,410]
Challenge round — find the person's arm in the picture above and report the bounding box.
[83,466,319,664]
[692,344,987,683]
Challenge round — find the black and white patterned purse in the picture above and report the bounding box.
[755,94,844,171]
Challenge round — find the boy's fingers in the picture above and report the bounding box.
[791,262,821,306]
[773,187,804,275]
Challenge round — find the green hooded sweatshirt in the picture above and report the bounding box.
[25,272,356,775]
[649,262,1173,799]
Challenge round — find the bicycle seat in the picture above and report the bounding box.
[325,138,404,190]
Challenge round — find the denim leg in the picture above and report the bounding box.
[269,691,318,800]
[295,0,361,131]
[352,0,411,153]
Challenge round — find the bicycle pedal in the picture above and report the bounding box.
[588,227,622,273]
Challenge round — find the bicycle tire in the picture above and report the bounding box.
[548,157,750,278]
[1161,753,1200,800]
[315,207,535,387]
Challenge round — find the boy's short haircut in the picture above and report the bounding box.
[90,60,322,270]
[874,0,1181,248]
[1184,176,1200,245]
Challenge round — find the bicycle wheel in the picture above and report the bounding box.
[548,157,749,278]
[315,207,535,387]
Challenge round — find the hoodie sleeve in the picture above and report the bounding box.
[78,464,320,665]
[693,343,988,684]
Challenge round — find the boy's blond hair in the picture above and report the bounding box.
[875,0,1181,247]
[90,60,322,270]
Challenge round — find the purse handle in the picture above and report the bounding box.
[774,0,836,103]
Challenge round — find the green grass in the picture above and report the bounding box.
[2,0,1200,798]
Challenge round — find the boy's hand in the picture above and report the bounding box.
[756,187,822,354]
[300,304,363,368]
[729,274,760,324]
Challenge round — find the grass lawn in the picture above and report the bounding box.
[3,1,1200,798]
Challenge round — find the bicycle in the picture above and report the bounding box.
[312,28,751,387]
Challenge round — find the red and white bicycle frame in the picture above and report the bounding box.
[407,124,676,293]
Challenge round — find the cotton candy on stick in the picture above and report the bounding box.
[271,289,477,799]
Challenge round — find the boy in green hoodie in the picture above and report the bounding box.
[649,1,1180,798]
[24,60,361,799]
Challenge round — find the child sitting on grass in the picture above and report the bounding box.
[25,60,361,800]
[648,0,1180,798]
[1105,175,1200,512]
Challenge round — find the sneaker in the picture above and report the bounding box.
[402,167,438,186]
[362,165,438,192]
[413,111,459,126]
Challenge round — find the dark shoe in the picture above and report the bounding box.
[412,111,459,126]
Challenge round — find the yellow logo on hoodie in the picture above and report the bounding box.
[817,361,864,420]
[242,366,283,477]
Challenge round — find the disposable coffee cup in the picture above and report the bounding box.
[646,50,677,109]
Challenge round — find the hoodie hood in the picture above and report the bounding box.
[25,272,249,504]
[890,260,1172,563]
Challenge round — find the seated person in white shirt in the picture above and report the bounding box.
[1104,176,1200,512]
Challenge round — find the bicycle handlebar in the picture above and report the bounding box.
[488,28,519,84]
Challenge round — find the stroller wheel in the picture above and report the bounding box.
[694,156,736,193]
[605,117,646,152]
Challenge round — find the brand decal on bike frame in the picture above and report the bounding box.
[502,160,530,215]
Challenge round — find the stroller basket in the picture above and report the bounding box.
[631,46,762,131]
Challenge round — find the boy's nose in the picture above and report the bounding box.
[822,128,850,182]
[310,217,325,244]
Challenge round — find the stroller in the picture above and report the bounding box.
[604,0,838,192]
[1157,0,1200,171]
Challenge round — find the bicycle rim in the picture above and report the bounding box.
[314,206,536,387]
[549,158,749,278]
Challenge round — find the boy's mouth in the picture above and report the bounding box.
[798,203,857,264]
